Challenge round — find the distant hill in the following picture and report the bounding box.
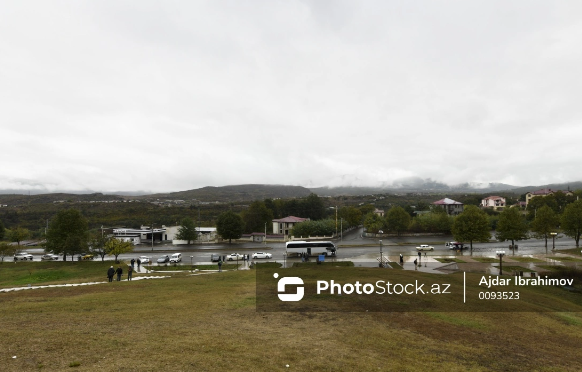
[309,181,518,196]
[0,193,125,205]
[506,182,582,195]
[142,184,312,202]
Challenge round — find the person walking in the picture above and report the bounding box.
[413,258,418,268]
[130,258,135,269]
[115,266,123,281]
[107,266,115,282]
[218,259,222,272]
[127,265,133,281]
[137,258,141,272]
[399,254,404,265]
[418,251,421,262]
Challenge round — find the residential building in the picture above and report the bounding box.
[432,198,464,216]
[480,196,506,211]
[272,216,308,237]
[374,208,385,217]
[525,188,573,206]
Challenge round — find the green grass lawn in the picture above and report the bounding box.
[559,248,582,256]
[0,261,127,287]
[508,256,545,263]
[494,265,535,272]
[1,263,582,371]
[472,257,499,263]
[435,258,466,263]
[548,256,582,262]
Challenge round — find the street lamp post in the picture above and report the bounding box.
[551,232,557,250]
[190,255,194,273]
[496,251,506,275]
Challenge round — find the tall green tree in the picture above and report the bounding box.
[530,205,559,248]
[241,201,274,234]
[45,209,89,261]
[176,217,198,244]
[88,231,109,262]
[216,211,244,244]
[451,205,491,251]
[0,241,17,263]
[385,206,411,236]
[561,200,582,247]
[105,237,134,263]
[495,207,529,247]
[302,193,325,220]
[363,212,385,234]
[8,227,30,246]
[338,206,363,228]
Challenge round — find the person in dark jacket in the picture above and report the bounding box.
[115,266,123,281]
[127,265,133,281]
[107,266,115,282]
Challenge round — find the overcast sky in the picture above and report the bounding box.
[2,1,582,193]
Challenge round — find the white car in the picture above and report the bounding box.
[169,253,182,263]
[138,256,150,264]
[41,254,59,261]
[416,244,434,251]
[226,253,244,261]
[252,252,272,259]
[14,252,34,261]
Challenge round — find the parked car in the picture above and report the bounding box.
[157,255,170,263]
[210,254,221,262]
[139,256,150,264]
[14,252,34,261]
[415,244,434,251]
[79,253,94,260]
[252,252,272,259]
[226,253,244,261]
[169,253,182,263]
[41,254,59,261]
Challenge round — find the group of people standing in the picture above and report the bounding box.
[106,260,135,282]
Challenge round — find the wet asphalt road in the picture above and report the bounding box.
[13,227,581,265]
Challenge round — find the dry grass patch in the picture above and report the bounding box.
[1,267,582,371]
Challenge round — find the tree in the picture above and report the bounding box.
[363,212,385,234]
[0,219,5,240]
[561,200,582,247]
[451,205,491,251]
[175,217,198,244]
[291,219,336,238]
[88,232,108,262]
[241,201,273,234]
[385,206,411,236]
[530,205,559,248]
[495,207,529,247]
[45,209,89,261]
[0,241,17,263]
[338,206,363,228]
[216,211,243,243]
[302,193,325,220]
[8,227,30,246]
[105,237,134,263]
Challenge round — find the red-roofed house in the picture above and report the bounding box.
[432,198,464,215]
[525,188,573,206]
[480,196,506,211]
[273,216,309,237]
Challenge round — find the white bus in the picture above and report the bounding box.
[286,241,337,257]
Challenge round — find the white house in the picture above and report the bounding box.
[480,196,506,211]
